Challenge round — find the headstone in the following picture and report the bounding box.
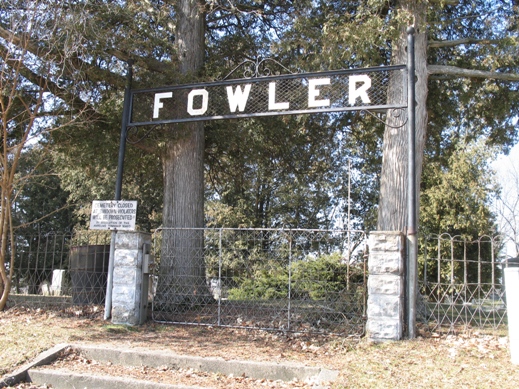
[51,269,66,296]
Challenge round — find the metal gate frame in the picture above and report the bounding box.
[107,28,419,336]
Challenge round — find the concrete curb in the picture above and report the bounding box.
[0,343,69,388]
[27,369,211,389]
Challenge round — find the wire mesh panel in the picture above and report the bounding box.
[151,228,367,335]
[419,234,510,332]
[8,230,111,308]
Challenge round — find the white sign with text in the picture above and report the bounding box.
[90,200,137,230]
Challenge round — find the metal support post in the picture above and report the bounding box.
[104,60,134,320]
[406,27,418,339]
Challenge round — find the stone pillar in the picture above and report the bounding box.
[112,231,151,326]
[367,231,405,341]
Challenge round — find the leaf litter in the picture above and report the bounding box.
[1,307,519,388]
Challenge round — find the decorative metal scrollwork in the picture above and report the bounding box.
[364,108,408,129]
[126,124,159,145]
[222,58,296,80]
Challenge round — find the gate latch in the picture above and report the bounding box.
[142,243,155,274]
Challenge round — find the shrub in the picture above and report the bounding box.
[227,252,364,301]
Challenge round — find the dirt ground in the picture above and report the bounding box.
[1,306,519,388]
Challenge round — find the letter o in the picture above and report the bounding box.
[187,89,209,116]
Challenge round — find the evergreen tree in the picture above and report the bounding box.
[3,0,518,317]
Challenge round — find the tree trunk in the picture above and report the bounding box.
[0,268,11,311]
[377,2,428,231]
[155,0,211,311]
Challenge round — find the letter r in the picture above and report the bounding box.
[349,75,371,105]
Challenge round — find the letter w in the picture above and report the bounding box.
[226,84,252,113]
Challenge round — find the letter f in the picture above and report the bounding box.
[153,92,173,118]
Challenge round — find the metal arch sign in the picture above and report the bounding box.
[115,49,418,336]
[128,65,407,127]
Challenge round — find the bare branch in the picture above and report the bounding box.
[0,52,86,112]
[0,25,126,88]
[428,65,519,81]
[428,38,502,48]
[0,24,175,87]
[13,204,74,231]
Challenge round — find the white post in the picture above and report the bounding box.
[505,267,519,364]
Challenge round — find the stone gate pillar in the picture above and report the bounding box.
[367,231,405,341]
[112,231,152,325]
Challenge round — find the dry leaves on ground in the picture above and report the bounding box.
[2,307,519,389]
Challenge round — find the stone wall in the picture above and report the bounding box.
[366,231,405,341]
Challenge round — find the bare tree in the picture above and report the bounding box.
[495,152,519,258]
[0,1,91,310]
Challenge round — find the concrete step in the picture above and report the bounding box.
[77,344,337,383]
[27,369,209,389]
[1,343,338,389]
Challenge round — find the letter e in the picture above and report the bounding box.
[308,78,331,108]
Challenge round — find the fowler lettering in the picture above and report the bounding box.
[152,75,372,119]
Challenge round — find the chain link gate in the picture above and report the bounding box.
[151,228,368,336]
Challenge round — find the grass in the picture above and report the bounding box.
[332,334,516,388]
[0,306,106,376]
[102,324,142,333]
[1,306,518,388]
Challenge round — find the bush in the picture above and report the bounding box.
[227,252,364,301]
[228,262,289,300]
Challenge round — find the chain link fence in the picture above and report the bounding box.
[7,231,111,308]
[419,233,514,332]
[151,228,368,335]
[7,228,513,335]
